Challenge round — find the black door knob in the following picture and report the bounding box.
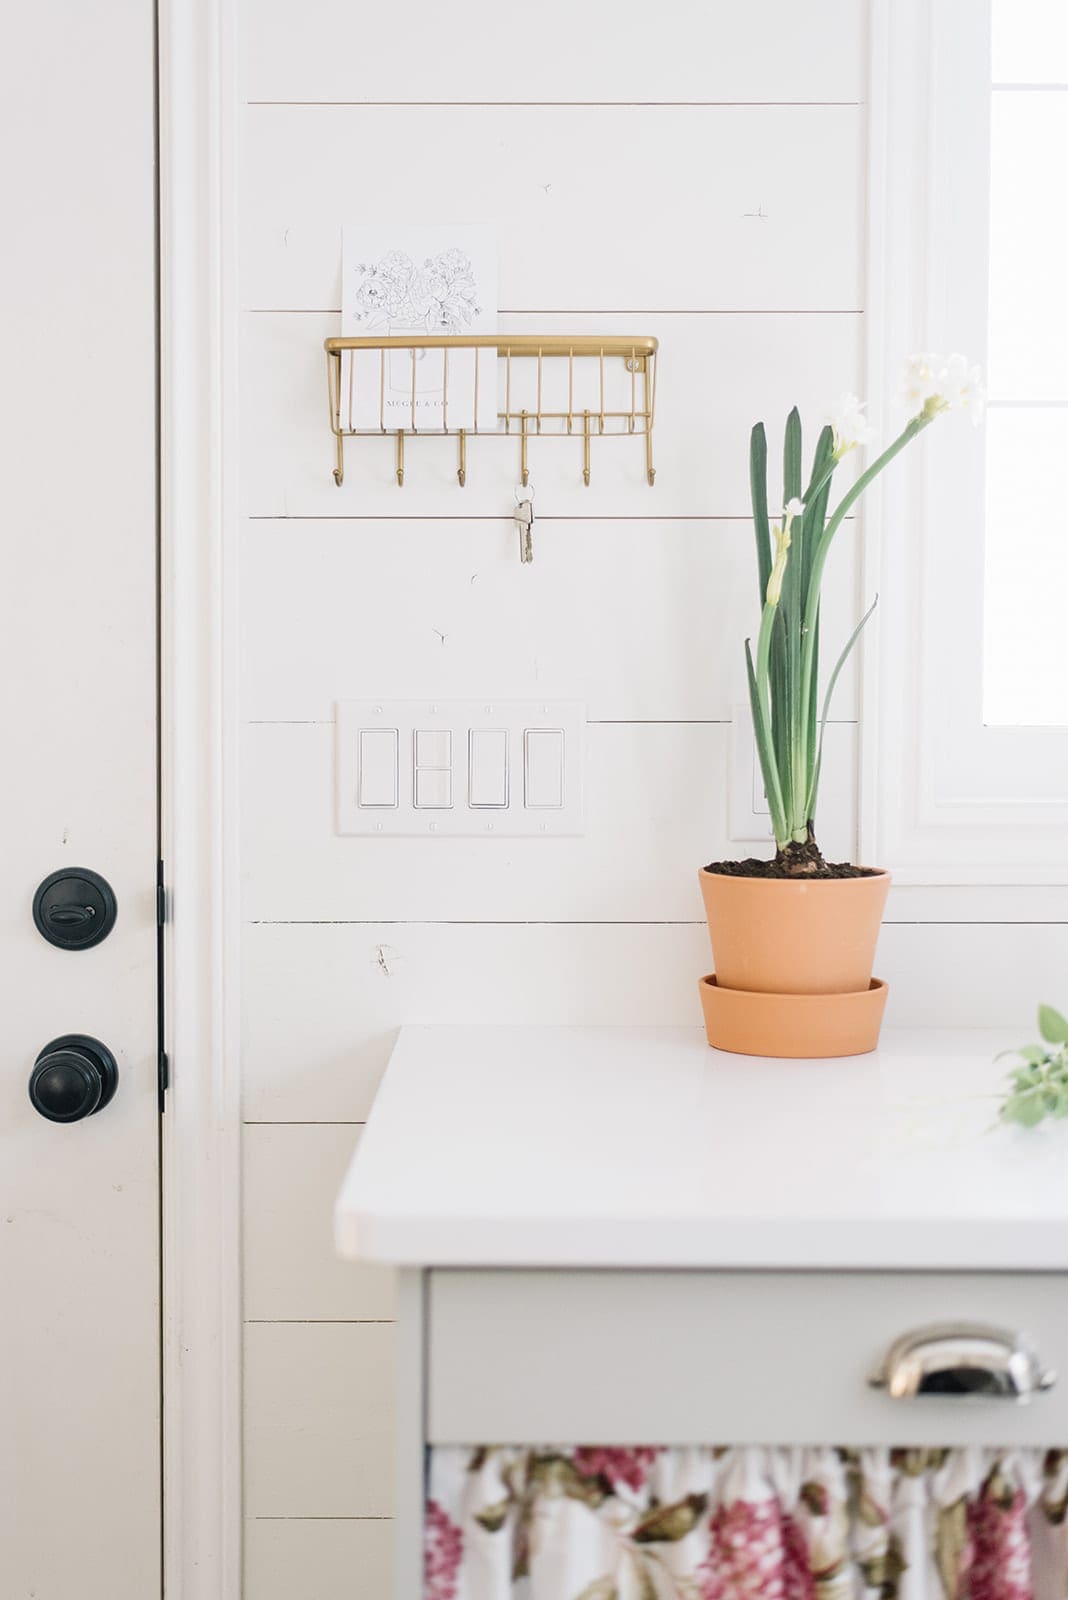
[28,1035,119,1122]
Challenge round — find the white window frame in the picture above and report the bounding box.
[862,0,1068,886]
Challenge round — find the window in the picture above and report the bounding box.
[985,0,1068,726]
[865,0,1068,881]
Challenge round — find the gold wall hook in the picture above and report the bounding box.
[322,336,658,492]
[645,354,656,485]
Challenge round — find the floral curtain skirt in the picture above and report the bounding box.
[426,1446,1068,1600]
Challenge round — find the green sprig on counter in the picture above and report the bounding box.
[999,1005,1068,1127]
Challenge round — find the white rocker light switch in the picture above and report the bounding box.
[523,729,565,808]
[414,769,453,809]
[357,728,398,808]
[336,701,585,837]
[468,729,509,808]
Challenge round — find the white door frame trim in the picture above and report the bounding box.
[158,0,242,1595]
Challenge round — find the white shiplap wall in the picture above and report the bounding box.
[236,4,1068,1593]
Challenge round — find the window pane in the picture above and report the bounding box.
[983,407,1068,726]
[992,0,1068,81]
[988,91,1068,400]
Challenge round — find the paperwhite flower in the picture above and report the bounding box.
[826,393,875,456]
[903,352,985,424]
[766,522,792,606]
[936,352,986,425]
[902,353,941,410]
[783,496,805,520]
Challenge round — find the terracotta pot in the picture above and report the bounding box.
[698,868,890,996]
[698,975,888,1057]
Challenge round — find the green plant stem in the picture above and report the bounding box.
[753,597,788,838]
[795,412,933,808]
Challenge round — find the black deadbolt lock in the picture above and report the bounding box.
[33,868,117,950]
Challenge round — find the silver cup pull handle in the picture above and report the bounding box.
[869,1321,1057,1402]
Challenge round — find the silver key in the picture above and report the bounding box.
[514,492,534,564]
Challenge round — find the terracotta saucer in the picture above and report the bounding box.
[698,974,888,1058]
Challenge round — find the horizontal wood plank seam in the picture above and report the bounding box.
[248,1515,393,1521]
[246,306,865,316]
[244,514,858,522]
[242,917,1068,927]
[246,100,864,109]
[244,719,858,727]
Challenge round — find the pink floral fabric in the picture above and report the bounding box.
[966,1476,1032,1600]
[571,1447,663,1495]
[424,1498,464,1600]
[697,1497,814,1600]
[425,1446,1068,1600]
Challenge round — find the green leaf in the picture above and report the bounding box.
[770,607,790,793]
[1001,1090,1048,1128]
[1039,1005,1068,1045]
[474,1500,511,1533]
[784,407,803,506]
[750,423,771,606]
[805,594,879,821]
[746,636,788,846]
[804,607,820,796]
[802,423,837,507]
[799,425,836,609]
[632,1493,708,1544]
[783,537,803,835]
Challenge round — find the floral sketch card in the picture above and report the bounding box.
[340,224,497,432]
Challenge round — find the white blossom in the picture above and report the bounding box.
[903,352,985,424]
[935,352,986,425]
[766,521,792,606]
[825,393,875,456]
[783,496,805,520]
[902,352,942,410]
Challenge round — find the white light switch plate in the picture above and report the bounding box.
[336,700,586,836]
[728,704,774,843]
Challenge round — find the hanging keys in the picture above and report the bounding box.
[513,484,535,565]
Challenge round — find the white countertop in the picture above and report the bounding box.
[335,1026,1068,1271]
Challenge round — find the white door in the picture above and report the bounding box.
[0,1,161,1595]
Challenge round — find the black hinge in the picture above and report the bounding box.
[157,858,168,1111]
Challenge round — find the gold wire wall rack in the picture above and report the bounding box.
[324,334,658,488]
